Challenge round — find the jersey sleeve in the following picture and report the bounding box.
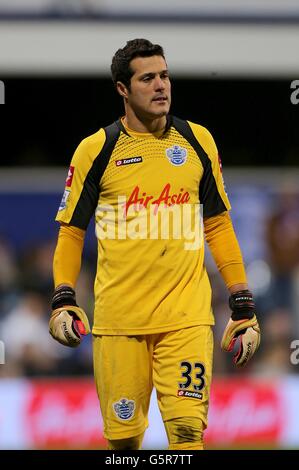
[55,128,106,230]
[204,212,247,288]
[188,121,231,218]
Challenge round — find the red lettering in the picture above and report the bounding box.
[170,194,177,205]
[144,195,154,207]
[125,183,190,216]
[181,193,190,203]
[153,183,171,206]
[125,186,140,214]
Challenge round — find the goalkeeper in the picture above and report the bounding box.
[50,38,260,450]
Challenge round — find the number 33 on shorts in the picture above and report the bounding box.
[178,361,206,399]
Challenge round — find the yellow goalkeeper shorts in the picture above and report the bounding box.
[93,325,213,440]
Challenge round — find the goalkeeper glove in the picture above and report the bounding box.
[49,285,91,347]
[221,290,260,367]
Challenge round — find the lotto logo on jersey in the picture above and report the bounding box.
[65,166,75,187]
[115,157,143,166]
[177,390,203,400]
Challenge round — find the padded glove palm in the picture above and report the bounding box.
[49,286,90,347]
[221,290,261,367]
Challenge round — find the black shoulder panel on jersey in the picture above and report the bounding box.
[69,122,120,230]
[115,118,130,136]
[172,116,227,218]
[164,114,173,134]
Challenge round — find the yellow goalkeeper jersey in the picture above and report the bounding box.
[56,115,231,335]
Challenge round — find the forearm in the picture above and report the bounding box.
[53,224,85,288]
[204,212,247,290]
[205,214,261,366]
[229,282,248,293]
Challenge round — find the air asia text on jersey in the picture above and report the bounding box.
[95,183,203,250]
[124,183,190,215]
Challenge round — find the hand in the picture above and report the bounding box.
[49,285,91,347]
[221,290,261,367]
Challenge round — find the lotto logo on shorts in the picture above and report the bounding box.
[177,390,203,400]
[115,157,143,166]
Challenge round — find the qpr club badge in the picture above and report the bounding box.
[113,398,135,420]
[166,145,187,166]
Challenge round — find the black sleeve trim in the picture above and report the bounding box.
[69,122,120,230]
[172,116,227,218]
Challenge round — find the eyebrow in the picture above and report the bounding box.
[139,69,169,79]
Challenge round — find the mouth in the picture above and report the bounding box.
[152,96,167,102]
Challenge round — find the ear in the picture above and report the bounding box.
[116,81,129,99]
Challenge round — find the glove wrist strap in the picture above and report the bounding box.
[52,285,77,310]
[229,289,255,320]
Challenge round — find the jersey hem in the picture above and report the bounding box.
[92,319,215,336]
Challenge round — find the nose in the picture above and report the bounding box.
[154,75,165,91]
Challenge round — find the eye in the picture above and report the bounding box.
[142,76,152,82]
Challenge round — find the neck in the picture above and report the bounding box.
[123,110,167,133]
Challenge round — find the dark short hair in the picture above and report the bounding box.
[111,38,165,90]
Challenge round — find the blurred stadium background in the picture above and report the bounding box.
[1,0,299,450]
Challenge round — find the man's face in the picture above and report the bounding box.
[124,55,171,120]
